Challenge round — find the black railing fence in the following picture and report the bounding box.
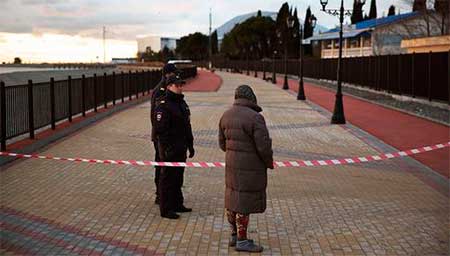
[0,66,198,150]
[207,51,449,104]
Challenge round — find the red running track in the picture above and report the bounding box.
[269,75,449,178]
[183,69,222,92]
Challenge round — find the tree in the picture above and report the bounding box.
[275,2,291,54]
[304,7,314,39]
[388,5,396,16]
[220,13,276,59]
[176,32,209,60]
[161,46,175,62]
[434,0,449,34]
[13,57,21,64]
[369,0,377,19]
[303,7,314,55]
[403,0,449,35]
[351,0,365,24]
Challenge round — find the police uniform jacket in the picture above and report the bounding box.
[154,90,194,161]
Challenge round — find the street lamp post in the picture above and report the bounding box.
[320,0,362,124]
[297,15,317,100]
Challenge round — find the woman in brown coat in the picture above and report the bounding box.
[219,85,274,253]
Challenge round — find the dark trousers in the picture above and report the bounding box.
[159,166,185,215]
[153,141,161,198]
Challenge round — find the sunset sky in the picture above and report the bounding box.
[0,0,408,63]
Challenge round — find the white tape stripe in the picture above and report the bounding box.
[317,160,328,166]
[331,159,341,165]
[276,162,286,167]
[290,161,300,167]
[304,161,313,166]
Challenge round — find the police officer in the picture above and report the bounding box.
[150,63,179,205]
[154,75,195,219]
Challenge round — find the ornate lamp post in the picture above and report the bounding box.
[297,14,317,100]
[320,0,364,124]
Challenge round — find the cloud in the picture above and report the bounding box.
[0,0,408,41]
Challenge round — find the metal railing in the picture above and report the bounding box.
[0,66,198,150]
[210,51,449,104]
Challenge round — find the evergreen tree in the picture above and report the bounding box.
[291,8,300,58]
[304,7,313,39]
[369,0,377,19]
[303,7,314,56]
[351,0,365,24]
[275,2,290,54]
[388,5,396,16]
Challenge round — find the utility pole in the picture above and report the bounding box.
[103,26,106,63]
[209,8,212,69]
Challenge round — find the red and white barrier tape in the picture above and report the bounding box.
[0,142,448,168]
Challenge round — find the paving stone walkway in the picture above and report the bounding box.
[1,71,448,255]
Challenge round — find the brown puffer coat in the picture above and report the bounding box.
[219,98,274,214]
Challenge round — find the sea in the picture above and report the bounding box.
[0,67,63,74]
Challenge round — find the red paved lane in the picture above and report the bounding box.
[183,69,222,92]
[269,75,449,178]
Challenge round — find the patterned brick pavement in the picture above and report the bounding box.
[1,71,448,255]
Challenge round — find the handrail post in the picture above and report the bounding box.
[50,77,56,130]
[28,80,35,139]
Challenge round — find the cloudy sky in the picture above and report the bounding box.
[0,0,410,63]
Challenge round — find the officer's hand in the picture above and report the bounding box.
[268,162,274,170]
[188,146,195,158]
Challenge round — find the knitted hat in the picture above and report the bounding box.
[235,85,257,104]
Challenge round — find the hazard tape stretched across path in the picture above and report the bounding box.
[0,142,448,168]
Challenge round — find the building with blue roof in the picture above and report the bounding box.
[308,11,444,58]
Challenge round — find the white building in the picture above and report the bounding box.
[137,36,178,53]
[308,11,445,58]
